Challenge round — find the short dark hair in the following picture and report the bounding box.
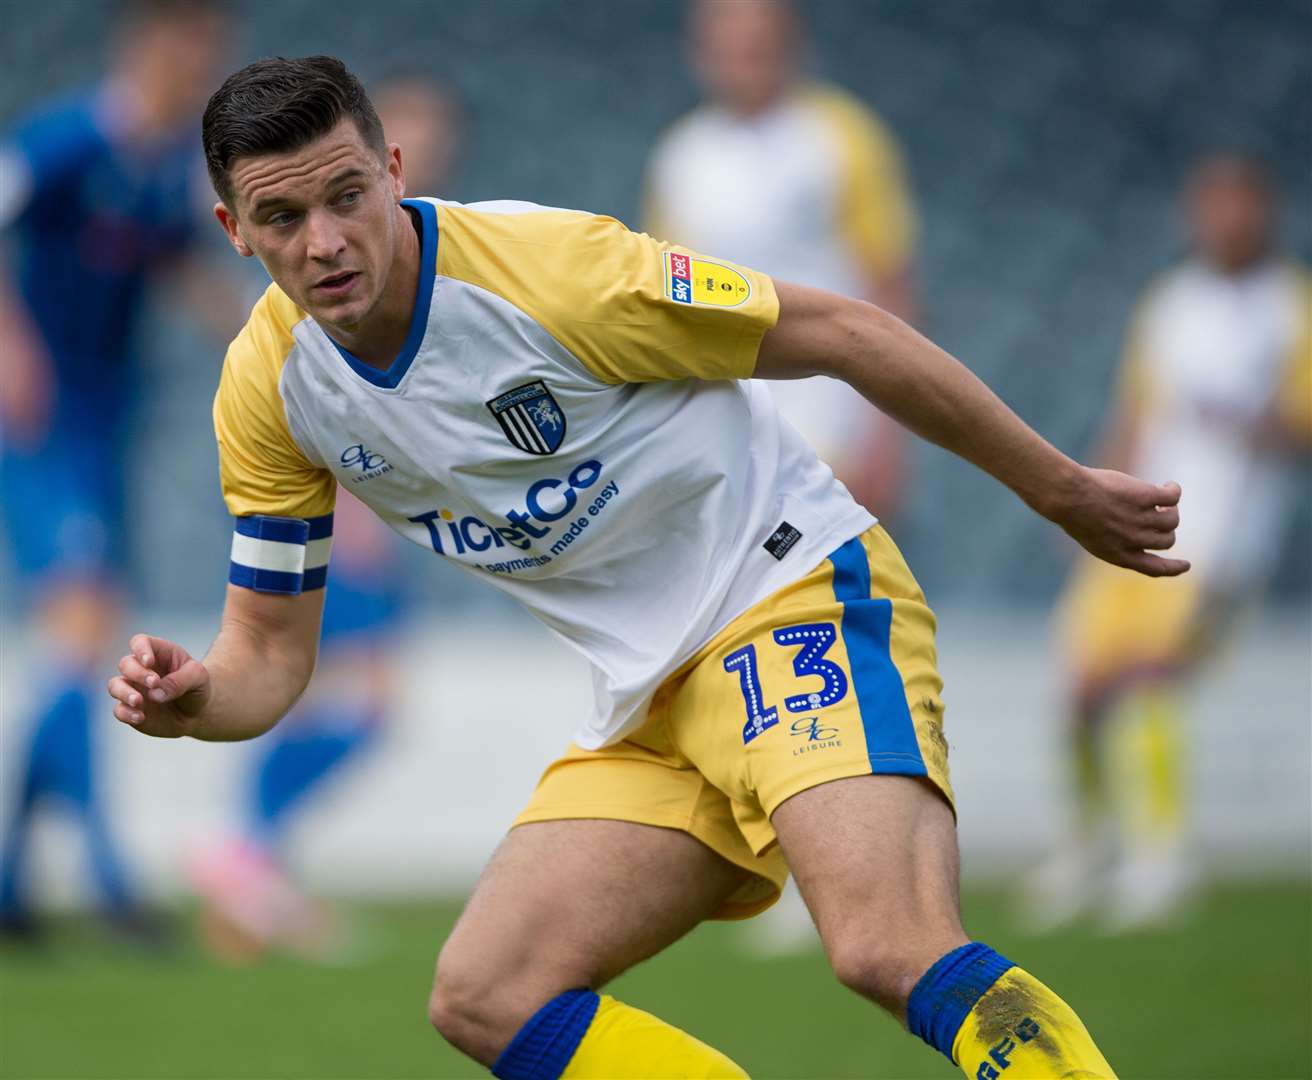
[202,55,386,207]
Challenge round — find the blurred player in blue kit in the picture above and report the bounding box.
[106,56,1188,1079]
[0,0,230,938]
[189,77,460,960]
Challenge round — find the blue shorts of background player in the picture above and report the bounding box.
[0,425,142,936]
[0,426,127,586]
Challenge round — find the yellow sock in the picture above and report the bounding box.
[909,944,1116,1080]
[1071,719,1106,838]
[1109,685,1184,849]
[563,996,747,1079]
[492,988,747,1080]
[953,967,1116,1079]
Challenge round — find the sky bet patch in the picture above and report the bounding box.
[663,251,752,308]
[763,521,803,560]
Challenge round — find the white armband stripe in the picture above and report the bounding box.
[230,533,307,575]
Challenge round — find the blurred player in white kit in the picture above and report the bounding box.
[644,0,918,521]
[1026,154,1311,932]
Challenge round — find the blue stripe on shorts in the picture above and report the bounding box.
[828,535,927,776]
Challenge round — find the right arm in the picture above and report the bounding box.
[108,284,338,739]
[108,584,324,741]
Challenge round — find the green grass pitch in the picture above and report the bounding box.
[2,881,1308,1079]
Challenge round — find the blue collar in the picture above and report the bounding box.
[328,197,438,390]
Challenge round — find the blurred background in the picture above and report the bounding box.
[1,1,1308,1078]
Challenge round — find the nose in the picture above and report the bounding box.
[305,207,347,263]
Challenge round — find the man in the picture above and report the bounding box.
[644,0,916,517]
[1026,155,1311,932]
[187,76,458,962]
[108,56,1184,1078]
[0,0,230,938]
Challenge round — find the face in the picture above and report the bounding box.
[1186,158,1273,273]
[216,118,406,335]
[691,0,798,114]
[124,10,231,128]
[374,80,459,195]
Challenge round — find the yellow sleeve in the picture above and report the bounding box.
[213,286,337,520]
[1113,293,1160,427]
[807,87,917,282]
[1275,270,1312,439]
[436,205,779,384]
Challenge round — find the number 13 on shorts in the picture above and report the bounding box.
[724,622,849,745]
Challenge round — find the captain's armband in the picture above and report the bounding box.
[228,513,333,595]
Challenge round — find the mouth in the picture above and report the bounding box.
[313,270,360,297]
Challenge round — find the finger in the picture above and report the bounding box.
[1140,532,1176,551]
[107,675,146,709]
[128,633,158,669]
[1124,551,1191,578]
[1150,481,1182,507]
[114,702,145,726]
[1149,504,1180,531]
[117,655,161,690]
[158,657,206,701]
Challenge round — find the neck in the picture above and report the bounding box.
[725,91,784,120]
[1206,249,1270,278]
[332,204,421,369]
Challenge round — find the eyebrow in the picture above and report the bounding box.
[249,168,370,218]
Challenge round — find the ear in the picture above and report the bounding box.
[386,143,406,201]
[214,202,254,258]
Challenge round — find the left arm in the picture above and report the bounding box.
[756,282,1188,578]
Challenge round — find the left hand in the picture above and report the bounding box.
[1049,468,1189,577]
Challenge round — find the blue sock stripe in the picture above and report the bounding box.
[906,942,1016,1061]
[492,988,600,1080]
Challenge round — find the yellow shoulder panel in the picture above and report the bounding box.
[212,284,337,519]
[1112,276,1173,426]
[435,205,779,384]
[1277,262,1312,438]
[803,84,917,282]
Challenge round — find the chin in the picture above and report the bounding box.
[309,297,367,332]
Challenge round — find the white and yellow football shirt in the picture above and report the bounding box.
[643,82,917,465]
[1060,258,1311,679]
[1120,258,1311,589]
[215,198,875,747]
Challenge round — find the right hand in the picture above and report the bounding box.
[107,634,212,738]
[1047,468,1190,578]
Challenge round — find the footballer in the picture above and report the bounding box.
[107,56,1186,1079]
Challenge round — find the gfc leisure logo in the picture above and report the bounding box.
[340,443,393,483]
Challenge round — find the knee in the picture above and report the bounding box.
[428,937,583,1067]
[427,946,506,1064]
[828,931,966,1014]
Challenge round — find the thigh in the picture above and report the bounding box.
[515,734,787,919]
[436,818,749,1051]
[771,773,967,1011]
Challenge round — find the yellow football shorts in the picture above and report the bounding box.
[514,525,952,919]
[1058,555,1206,689]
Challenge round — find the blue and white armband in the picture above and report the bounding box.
[228,514,333,595]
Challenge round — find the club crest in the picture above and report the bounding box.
[486,380,567,456]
